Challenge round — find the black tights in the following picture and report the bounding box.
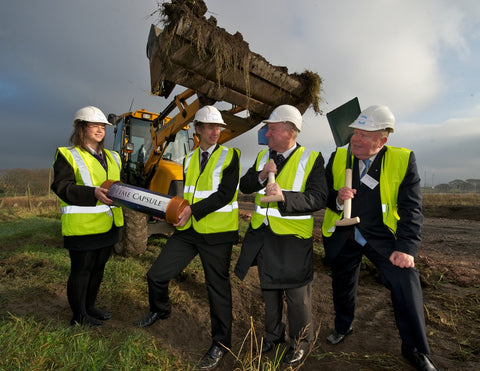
[67,246,112,320]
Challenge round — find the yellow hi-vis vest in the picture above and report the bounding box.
[251,147,319,239]
[178,146,240,234]
[56,146,124,236]
[321,146,411,237]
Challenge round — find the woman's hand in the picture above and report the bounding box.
[95,186,114,205]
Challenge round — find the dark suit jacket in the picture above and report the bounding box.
[323,146,423,263]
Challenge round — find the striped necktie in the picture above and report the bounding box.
[361,159,371,178]
[200,151,209,171]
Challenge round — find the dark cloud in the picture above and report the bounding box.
[1,0,479,185]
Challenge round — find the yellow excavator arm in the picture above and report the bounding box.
[143,87,264,182]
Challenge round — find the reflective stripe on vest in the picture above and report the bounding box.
[183,147,230,199]
[251,147,318,238]
[71,147,92,186]
[56,146,123,236]
[379,147,411,234]
[179,146,239,233]
[69,147,120,187]
[61,147,121,215]
[321,148,348,236]
[61,204,114,215]
[321,146,410,237]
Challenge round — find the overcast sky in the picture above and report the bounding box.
[1,0,479,186]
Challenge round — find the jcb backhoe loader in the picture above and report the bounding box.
[109,1,321,256]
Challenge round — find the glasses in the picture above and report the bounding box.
[87,123,106,130]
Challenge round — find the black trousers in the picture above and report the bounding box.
[262,283,313,345]
[330,239,430,354]
[146,229,233,348]
[67,246,112,320]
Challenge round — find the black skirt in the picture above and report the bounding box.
[63,226,122,251]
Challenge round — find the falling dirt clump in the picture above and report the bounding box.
[295,70,323,115]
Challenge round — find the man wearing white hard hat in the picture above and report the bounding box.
[322,105,439,371]
[135,105,240,370]
[235,104,328,366]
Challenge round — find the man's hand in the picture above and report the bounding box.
[174,205,192,227]
[265,182,285,202]
[259,159,277,183]
[389,251,415,268]
[336,186,357,206]
[95,186,114,206]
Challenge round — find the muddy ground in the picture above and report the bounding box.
[5,204,480,370]
[116,205,480,370]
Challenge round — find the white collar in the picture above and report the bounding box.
[277,143,297,159]
[87,145,102,156]
[200,144,216,156]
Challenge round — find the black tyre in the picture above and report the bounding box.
[168,180,184,197]
[116,208,148,257]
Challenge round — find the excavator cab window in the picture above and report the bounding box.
[112,118,124,155]
[127,118,153,164]
[163,129,190,164]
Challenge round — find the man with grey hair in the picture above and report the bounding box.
[322,105,438,371]
[235,104,328,366]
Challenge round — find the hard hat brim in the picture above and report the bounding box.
[349,121,394,132]
[194,120,227,127]
[262,119,301,132]
[73,119,113,126]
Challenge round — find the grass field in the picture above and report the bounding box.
[1,193,479,370]
[0,205,284,370]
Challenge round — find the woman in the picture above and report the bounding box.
[51,106,123,326]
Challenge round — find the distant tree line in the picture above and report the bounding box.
[1,169,479,197]
[422,179,480,193]
[0,169,53,196]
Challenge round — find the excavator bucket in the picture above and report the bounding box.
[146,1,322,122]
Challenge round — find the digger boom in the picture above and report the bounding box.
[111,1,321,257]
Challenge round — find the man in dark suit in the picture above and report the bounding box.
[235,105,328,366]
[134,105,240,370]
[322,105,439,371]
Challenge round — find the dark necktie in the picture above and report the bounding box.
[276,154,285,167]
[200,151,209,171]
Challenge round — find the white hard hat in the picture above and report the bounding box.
[73,106,111,126]
[194,105,226,126]
[349,105,395,132]
[263,104,303,131]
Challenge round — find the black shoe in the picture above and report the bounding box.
[283,346,307,365]
[261,341,274,355]
[326,327,353,345]
[402,345,439,371]
[88,308,112,320]
[70,314,103,327]
[260,335,285,355]
[196,344,227,370]
[133,311,170,327]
